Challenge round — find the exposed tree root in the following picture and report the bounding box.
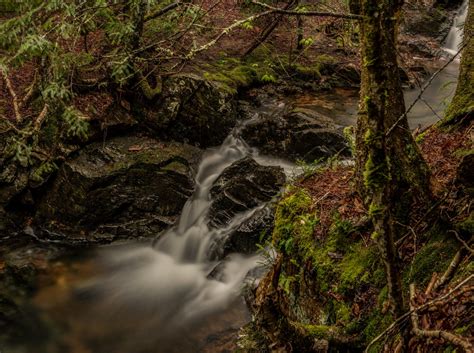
[410,284,474,353]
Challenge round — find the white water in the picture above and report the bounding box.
[442,0,469,57]
[403,0,469,128]
[55,125,289,352]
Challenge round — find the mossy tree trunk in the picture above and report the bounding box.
[352,0,431,345]
[444,0,473,125]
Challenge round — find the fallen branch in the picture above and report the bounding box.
[450,230,474,254]
[365,275,474,352]
[251,1,363,20]
[410,284,473,353]
[433,249,465,292]
[0,68,22,123]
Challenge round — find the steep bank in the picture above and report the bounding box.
[239,122,473,353]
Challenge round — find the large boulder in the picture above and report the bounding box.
[208,157,285,229]
[144,74,239,147]
[34,136,202,244]
[240,107,349,162]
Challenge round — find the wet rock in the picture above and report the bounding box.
[208,157,285,229]
[401,7,450,40]
[144,74,239,147]
[0,246,48,345]
[35,136,202,243]
[240,108,349,162]
[221,206,275,255]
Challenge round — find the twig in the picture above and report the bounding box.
[185,10,274,59]
[365,275,474,352]
[33,104,49,131]
[145,2,181,22]
[386,40,469,137]
[251,1,363,20]
[433,249,465,292]
[449,230,474,254]
[20,70,37,109]
[410,284,473,352]
[425,272,438,295]
[0,68,22,123]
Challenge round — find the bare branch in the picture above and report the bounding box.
[251,0,363,20]
[0,68,22,123]
[365,275,474,352]
[433,249,465,292]
[185,10,274,59]
[34,104,49,132]
[386,41,469,137]
[410,284,473,352]
[450,230,474,254]
[145,2,181,22]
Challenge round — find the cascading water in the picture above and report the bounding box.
[403,0,469,128]
[443,0,469,57]
[25,121,289,353]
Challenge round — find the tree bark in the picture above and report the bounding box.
[355,0,431,212]
[353,1,431,348]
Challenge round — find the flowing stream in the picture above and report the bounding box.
[5,3,468,353]
[23,123,288,353]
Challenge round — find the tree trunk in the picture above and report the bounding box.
[443,0,473,125]
[353,1,431,348]
[296,0,304,50]
[355,0,431,212]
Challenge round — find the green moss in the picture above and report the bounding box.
[363,153,388,190]
[338,243,380,292]
[368,202,384,217]
[453,148,474,158]
[272,188,317,258]
[292,322,334,339]
[139,73,162,100]
[334,301,351,325]
[202,55,279,93]
[362,309,393,349]
[403,227,459,287]
[415,129,429,143]
[456,211,474,235]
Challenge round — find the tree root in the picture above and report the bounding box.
[410,283,474,353]
[365,275,473,352]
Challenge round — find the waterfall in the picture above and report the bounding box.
[443,0,469,57]
[59,122,291,352]
[404,0,469,127]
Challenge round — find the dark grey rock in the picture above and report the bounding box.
[144,74,239,147]
[240,108,349,162]
[208,157,285,229]
[34,136,202,243]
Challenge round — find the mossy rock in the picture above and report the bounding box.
[143,74,239,147]
[34,136,202,243]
